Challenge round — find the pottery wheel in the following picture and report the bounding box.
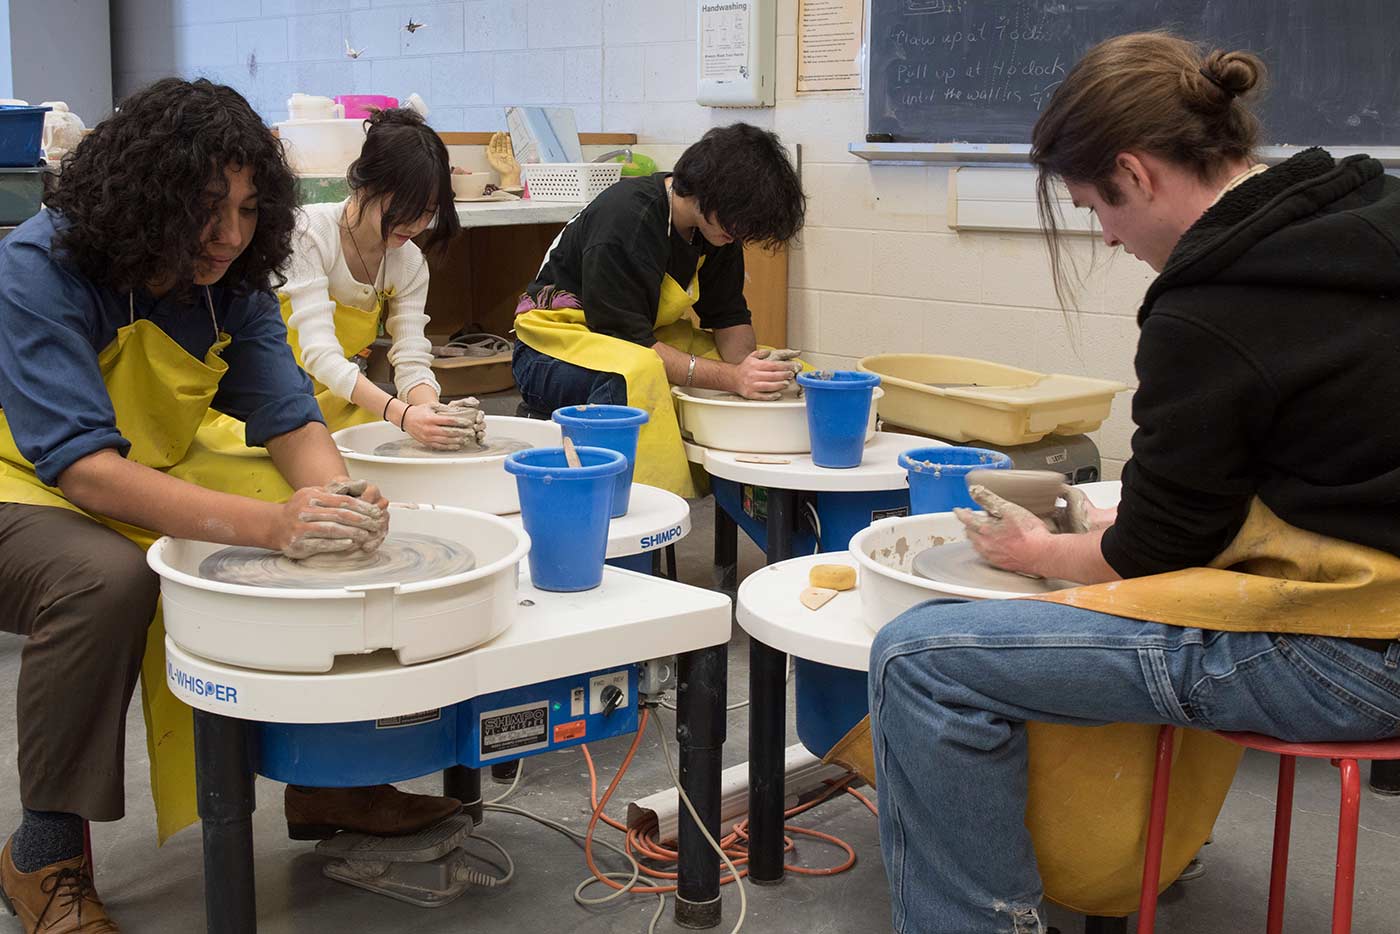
[910,541,1073,594]
[199,533,476,589]
[371,437,534,459]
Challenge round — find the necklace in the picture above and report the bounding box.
[344,204,387,297]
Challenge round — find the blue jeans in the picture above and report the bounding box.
[868,598,1400,934]
[512,340,627,418]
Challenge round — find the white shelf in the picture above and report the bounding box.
[850,142,1400,167]
[453,199,587,228]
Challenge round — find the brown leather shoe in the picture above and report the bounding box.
[0,839,119,933]
[284,785,462,840]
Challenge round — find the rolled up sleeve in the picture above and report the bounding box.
[211,291,324,446]
[0,240,130,486]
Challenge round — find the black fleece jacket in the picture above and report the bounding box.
[1101,148,1400,578]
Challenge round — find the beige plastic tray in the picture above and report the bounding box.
[856,354,1126,446]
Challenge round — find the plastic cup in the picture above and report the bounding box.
[898,446,1013,514]
[796,370,881,468]
[504,446,627,592]
[550,404,649,517]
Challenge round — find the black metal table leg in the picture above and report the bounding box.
[674,642,729,928]
[490,760,519,783]
[665,543,679,581]
[194,709,256,934]
[714,500,738,597]
[1084,916,1128,934]
[748,487,797,885]
[444,765,482,824]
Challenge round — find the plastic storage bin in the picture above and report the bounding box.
[521,163,622,202]
[335,94,398,118]
[857,353,1126,446]
[0,105,50,167]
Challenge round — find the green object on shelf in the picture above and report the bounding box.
[614,152,657,177]
[0,166,50,226]
[297,174,350,205]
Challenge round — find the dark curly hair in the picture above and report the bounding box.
[671,124,805,250]
[347,108,460,252]
[46,77,296,296]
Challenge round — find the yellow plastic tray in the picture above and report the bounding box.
[856,354,1126,446]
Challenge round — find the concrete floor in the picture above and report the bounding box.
[4,392,1400,932]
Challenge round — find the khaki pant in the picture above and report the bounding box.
[0,503,158,821]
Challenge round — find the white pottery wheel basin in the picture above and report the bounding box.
[335,415,561,515]
[150,504,530,673]
[672,386,882,454]
[850,481,1122,633]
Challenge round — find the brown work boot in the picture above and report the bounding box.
[284,784,461,840]
[0,839,119,933]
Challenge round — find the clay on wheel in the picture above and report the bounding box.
[199,533,476,589]
[372,437,534,459]
[965,469,1064,517]
[910,540,1075,594]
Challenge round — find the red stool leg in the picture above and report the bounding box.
[1266,755,1297,934]
[1137,725,1176,934]
[1332,758,1361,934]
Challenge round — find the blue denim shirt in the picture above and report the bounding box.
[0,209,322,486]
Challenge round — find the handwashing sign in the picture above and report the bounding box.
[701,0,752,82]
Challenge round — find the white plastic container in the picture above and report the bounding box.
[671,386,882,454]
[521,162,622,202]
[150,505,530,673]
[287,93,344,121]
[334,415,562,515]
[276,118,366,175]
[849,480,1122,633]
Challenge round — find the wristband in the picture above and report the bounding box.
[685,354,697,386]
[399,404,412,431]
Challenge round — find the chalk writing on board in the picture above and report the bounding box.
[866,0,1400,148]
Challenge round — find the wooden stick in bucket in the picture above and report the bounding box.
[562,435,582,468]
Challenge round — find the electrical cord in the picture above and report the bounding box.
[486,760,525,805]
[661,655,791,713]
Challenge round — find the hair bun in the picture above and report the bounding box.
[1200,49,1265,100]
[365,107,425,130]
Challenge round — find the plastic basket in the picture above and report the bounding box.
[522,162,623,202]
[0,106,50,167]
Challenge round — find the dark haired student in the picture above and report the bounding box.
[282,108,481,447]
[512,123,806,497]
[0,79,391,930]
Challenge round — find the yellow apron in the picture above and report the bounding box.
[829,499,1400,915]
[176,290,387,497]
[0,292,272,843]
[513,266,717,498]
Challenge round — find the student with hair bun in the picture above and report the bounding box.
[860,32,1400,932]
[278,108,483,449]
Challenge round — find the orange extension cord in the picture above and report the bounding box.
[579,707,880,897]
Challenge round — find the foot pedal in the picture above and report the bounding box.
[317,816,477,908]
[315,815,472,863]
[323,848,475,908]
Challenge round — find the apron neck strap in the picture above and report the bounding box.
[129,287,219,342]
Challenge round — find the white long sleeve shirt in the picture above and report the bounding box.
[282,200,439,401]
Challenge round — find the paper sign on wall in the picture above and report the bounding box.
[797,0,864,93]
[701,1,753,82]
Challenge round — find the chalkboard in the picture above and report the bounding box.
[867,0,1400,149]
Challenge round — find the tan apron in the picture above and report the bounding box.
[0,292,270,843]
[829,499,1400,915]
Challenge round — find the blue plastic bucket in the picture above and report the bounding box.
[505,446,627,592]
[0,106,49,167]
[551,404,649,517]
[796,370,880,469]
[899,446,1013,514]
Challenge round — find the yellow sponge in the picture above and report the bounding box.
[809,564,856,592]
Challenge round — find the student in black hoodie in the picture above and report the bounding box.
[866,33,1400,933]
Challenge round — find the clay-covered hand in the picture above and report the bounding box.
[755,348,804,396]
[953,484,1054,576]
[275,483,389,559]
[402,399,484,450]
[432,397,488,446]
[734,349,801,401]
[1048,484,1098,535]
